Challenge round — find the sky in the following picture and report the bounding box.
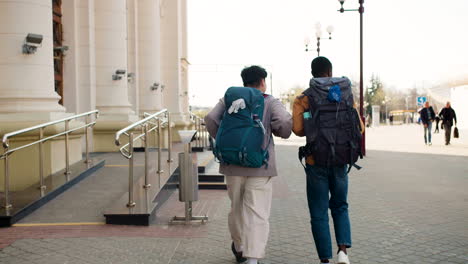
[187,0,468,107]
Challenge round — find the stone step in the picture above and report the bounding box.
[197,156,226,190]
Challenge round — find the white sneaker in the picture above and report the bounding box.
[337,251,350,264]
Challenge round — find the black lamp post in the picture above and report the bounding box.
[305,23,334,56]
[338,0,366,155]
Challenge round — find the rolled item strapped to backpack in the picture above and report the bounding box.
[298,77,363,171]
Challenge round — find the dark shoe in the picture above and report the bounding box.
[231,242,247,263]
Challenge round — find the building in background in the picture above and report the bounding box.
[428,85,468,129]
[0,0,190,190]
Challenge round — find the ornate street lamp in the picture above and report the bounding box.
[304,23,334,56]
[337,0,366,154]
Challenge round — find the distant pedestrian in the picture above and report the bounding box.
[439,101,457,145]
[205,65,292,264]
[389,115,394,125]
[420,102,436,145]
[293,57,364,264]
[434,115,440,133]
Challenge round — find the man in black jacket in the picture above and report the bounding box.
[420,102,436,145]
[439,102,457,145]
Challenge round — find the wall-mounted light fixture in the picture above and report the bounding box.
[112,69,126,81]
[23,33,43,54]
[150,82,160,91]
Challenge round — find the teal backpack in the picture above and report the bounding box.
[213,87,270,168]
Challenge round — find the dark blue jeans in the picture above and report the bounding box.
[305,164,351,259]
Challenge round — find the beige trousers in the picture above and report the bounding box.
[227,176,273,259]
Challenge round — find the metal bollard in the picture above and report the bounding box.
[3,149,12,209]
[143,124,151,189]
[39,128,46,196]
[64,120,71,180]
[127,133,136,208]
[167,113,173,163]
[157,118,163,175]
[85,115,91,164]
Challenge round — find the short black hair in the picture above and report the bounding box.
[241,65,267,87]
[311,56,332,77]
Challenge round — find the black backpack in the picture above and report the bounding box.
[298,77,363,171]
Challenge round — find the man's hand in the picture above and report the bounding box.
[424,124,428,128]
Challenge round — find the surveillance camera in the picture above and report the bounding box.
[115,69,126,75]
[112,74,123,81]
[23,33,43,54]
[25,33,43,45]
[23,45,38,54]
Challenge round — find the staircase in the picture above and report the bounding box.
[196,151,226,190]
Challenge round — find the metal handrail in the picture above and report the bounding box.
[115,109,167,146]
[2,110,98,149]
[114,109,173,208]
[189,113,208,149]
[1,110,99,210]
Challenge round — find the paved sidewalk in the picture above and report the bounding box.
[1,126,467,263]
[365,124,468,156]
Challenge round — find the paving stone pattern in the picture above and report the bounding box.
[1,144,468,263]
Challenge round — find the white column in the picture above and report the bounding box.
[138,0,163,114]
[126,0,139,115]
[161,0,190,124]
[62,0,97,114]
[0,0,64,113]
[92,0,138,152]
[94,0,134,115]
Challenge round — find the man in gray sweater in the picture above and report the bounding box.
[205,66,292,264]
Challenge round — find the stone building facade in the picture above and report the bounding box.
[0,0,190,190]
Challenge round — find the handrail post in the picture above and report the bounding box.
[199,118,203,149]
[196,118,200,148]
[64,120,71,180]
[198,118,202,148]
[203,120,208,149]
[127,133,136,208]
[157,118,163,182]
[199,118,203,148]
[39,128,46,196]
[3,148,12,209]
[167,112,173,163]
[85,115,91,164]
[205,119,209,148]
[143,124,151,189]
